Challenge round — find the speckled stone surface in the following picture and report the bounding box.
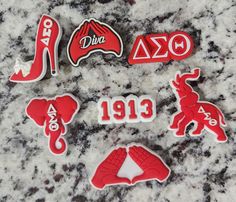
[0,0,236,201]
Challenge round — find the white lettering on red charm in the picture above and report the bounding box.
[90,144,171,190]
[128,31,193,64]
[169,68,227,142]
[10,14,62,83]
[47,104,59,131]
[40,18,53,46]
[98,95,156,124]
[26,94,80,155]
[80,35,105,49]
[67,18,123,66]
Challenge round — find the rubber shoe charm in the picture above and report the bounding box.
[26,94,79,155]
[98,95,156,124]
[67,18,123,66]
[128,31,193,64]
[169,68,227,142]
[10,14,62,83]
[91,144,170,189]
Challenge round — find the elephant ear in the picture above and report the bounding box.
[26,98,48,126]
[56,95,79,124]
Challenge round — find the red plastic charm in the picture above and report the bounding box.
[26,94,79,155]
[98,95,156,124]
[10,14,62,83]
[91,144,170,189]
[128,31,193,64]
[67,18,123,66]
[169,68,227,142]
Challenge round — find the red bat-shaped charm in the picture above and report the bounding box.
[169,68,227,142]
[26,94,79,155]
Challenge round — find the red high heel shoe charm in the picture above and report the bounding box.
[169,68,227,142]
[26,94,79,155]
[10,14,62,83]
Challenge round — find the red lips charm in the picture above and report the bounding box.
[67,18,123,66]
[26,94,80,155]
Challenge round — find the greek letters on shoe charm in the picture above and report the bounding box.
[26,94,79,155]
[10,14,62,83]
[169,68,227,142]
[128,31,194,64]
[67,18,123,66]
[90,144,171,189]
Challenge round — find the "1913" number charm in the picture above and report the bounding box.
[98,95,156,124]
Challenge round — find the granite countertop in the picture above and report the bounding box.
[0,0,236,201]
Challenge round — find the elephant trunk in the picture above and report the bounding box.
[49,130,67,155]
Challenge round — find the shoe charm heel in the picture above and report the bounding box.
[10,14,62,83]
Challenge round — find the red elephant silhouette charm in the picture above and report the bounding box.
[169,68,227,142]
[26,94,80,155]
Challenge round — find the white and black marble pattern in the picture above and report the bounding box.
[0,0,236,201]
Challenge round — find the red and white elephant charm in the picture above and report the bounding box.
[169,68,227,142]
[26,94,80,155]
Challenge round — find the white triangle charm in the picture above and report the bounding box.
[198,106,205,113]
[41,37,50,46]
[133,39,151,60]
[47,104,56,114]
[117,154,143,181]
